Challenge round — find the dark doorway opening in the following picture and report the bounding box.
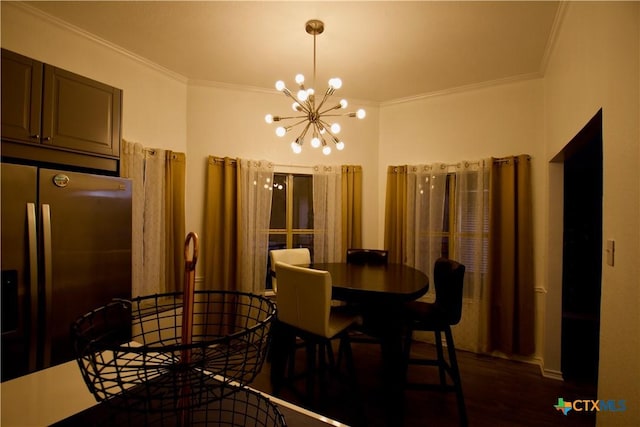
[561,109,603,387]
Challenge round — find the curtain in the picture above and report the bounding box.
[452,160,490,353]
[239,159,274,293]
[121,140,185,297]
[487,155,535,356]
[384,166,408,264]
[405,164,448,301]
[165,152,186,293]
[341,165,363,254]
[313,164,363,262]
[313,165,343,262]
[203,157,240,292]
[384,159,491,353]
[203,156,274,294]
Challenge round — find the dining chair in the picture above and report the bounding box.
[269,248,311,294]
[274,262,359,403]
[346,248,389,265]
[403,257,468,426]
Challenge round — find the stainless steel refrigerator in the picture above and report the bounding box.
[1,163,132,381]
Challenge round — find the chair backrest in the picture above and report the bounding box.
[433,257,466,325]
[346,248,389,265]
[274,262,332,338]
[269,248,311,292]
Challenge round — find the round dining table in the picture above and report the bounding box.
[306,262,429,304]
[269,262,429,421]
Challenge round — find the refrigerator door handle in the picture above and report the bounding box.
[26,203,38,372]
[42,203,53,367]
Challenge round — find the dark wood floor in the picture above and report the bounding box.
[251,340,597,427]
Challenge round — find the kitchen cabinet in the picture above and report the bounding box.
[1,49,122,173]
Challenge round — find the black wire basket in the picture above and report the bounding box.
[72,291,277,417]
[76,386,287,427]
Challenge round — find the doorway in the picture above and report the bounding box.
[560,109,603,387]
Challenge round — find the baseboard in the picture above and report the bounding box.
[541,368,564,381]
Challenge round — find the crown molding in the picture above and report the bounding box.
[381,71,544,107]
[539,1,570,76]
[12,2,188,84]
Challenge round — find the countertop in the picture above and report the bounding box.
[1,361,345,427]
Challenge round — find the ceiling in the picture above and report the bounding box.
[24,1,561,103]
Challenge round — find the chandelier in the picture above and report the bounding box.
[265,19,365,155]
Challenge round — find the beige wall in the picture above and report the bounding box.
[543,2,639,425]
[3,4,640,424]
[1,2,188,152]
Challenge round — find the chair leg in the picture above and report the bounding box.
[403,327,414,381]
[444,327,467,427]
[434,329,447,387]
[305,341,316,403]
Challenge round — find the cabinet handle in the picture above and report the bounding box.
[29,134,40,139]
[41,136,52,141]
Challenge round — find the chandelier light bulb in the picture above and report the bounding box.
[336,141,345,151]
[276,126,286,137]
[297,90,308,102]
[291,141,302,154]
[340,99,348,108]
[292,102,301,112]
[322,145,331,155]
[295,74,305,85]
[275,80,286,91]
[330,123,341,134]
[265,114,274,124]
[328,78,342,89]
[311,136,321,148]
[356,109,366,119]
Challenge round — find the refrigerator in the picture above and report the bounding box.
[1,162,132,382]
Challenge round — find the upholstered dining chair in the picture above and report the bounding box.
[403,257,467,426]
[269,248,311,293]
[275,262,359,402]
[346,248,389,265]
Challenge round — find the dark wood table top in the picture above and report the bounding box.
[306,262,429,304]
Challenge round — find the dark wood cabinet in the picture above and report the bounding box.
[1,49,122,173]
[1,50,43,144]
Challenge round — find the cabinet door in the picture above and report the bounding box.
[1,49,43,144]
[42,66,121,158]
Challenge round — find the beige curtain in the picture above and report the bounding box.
[341,165,363,256]
[313,165,343,262]
[239,159,274,293]
[203,156,240,291]
[384,165,408,264]
[165,152,186,293]
[487,155,535,356]
[121,140,185,297]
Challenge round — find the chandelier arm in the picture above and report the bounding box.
[318,112,354,118]
[315,91,332,113]
[287,118,312,129]
[299,121,313,140]
[318,122,340,144]
[274,115,311,121]
[318,105,344,115]
[282,90,311,114]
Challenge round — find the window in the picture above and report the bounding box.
[266,173,314,288]
[443,172,489,296]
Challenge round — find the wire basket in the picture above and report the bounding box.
[72,290,277,415]
[79,386,287,427]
